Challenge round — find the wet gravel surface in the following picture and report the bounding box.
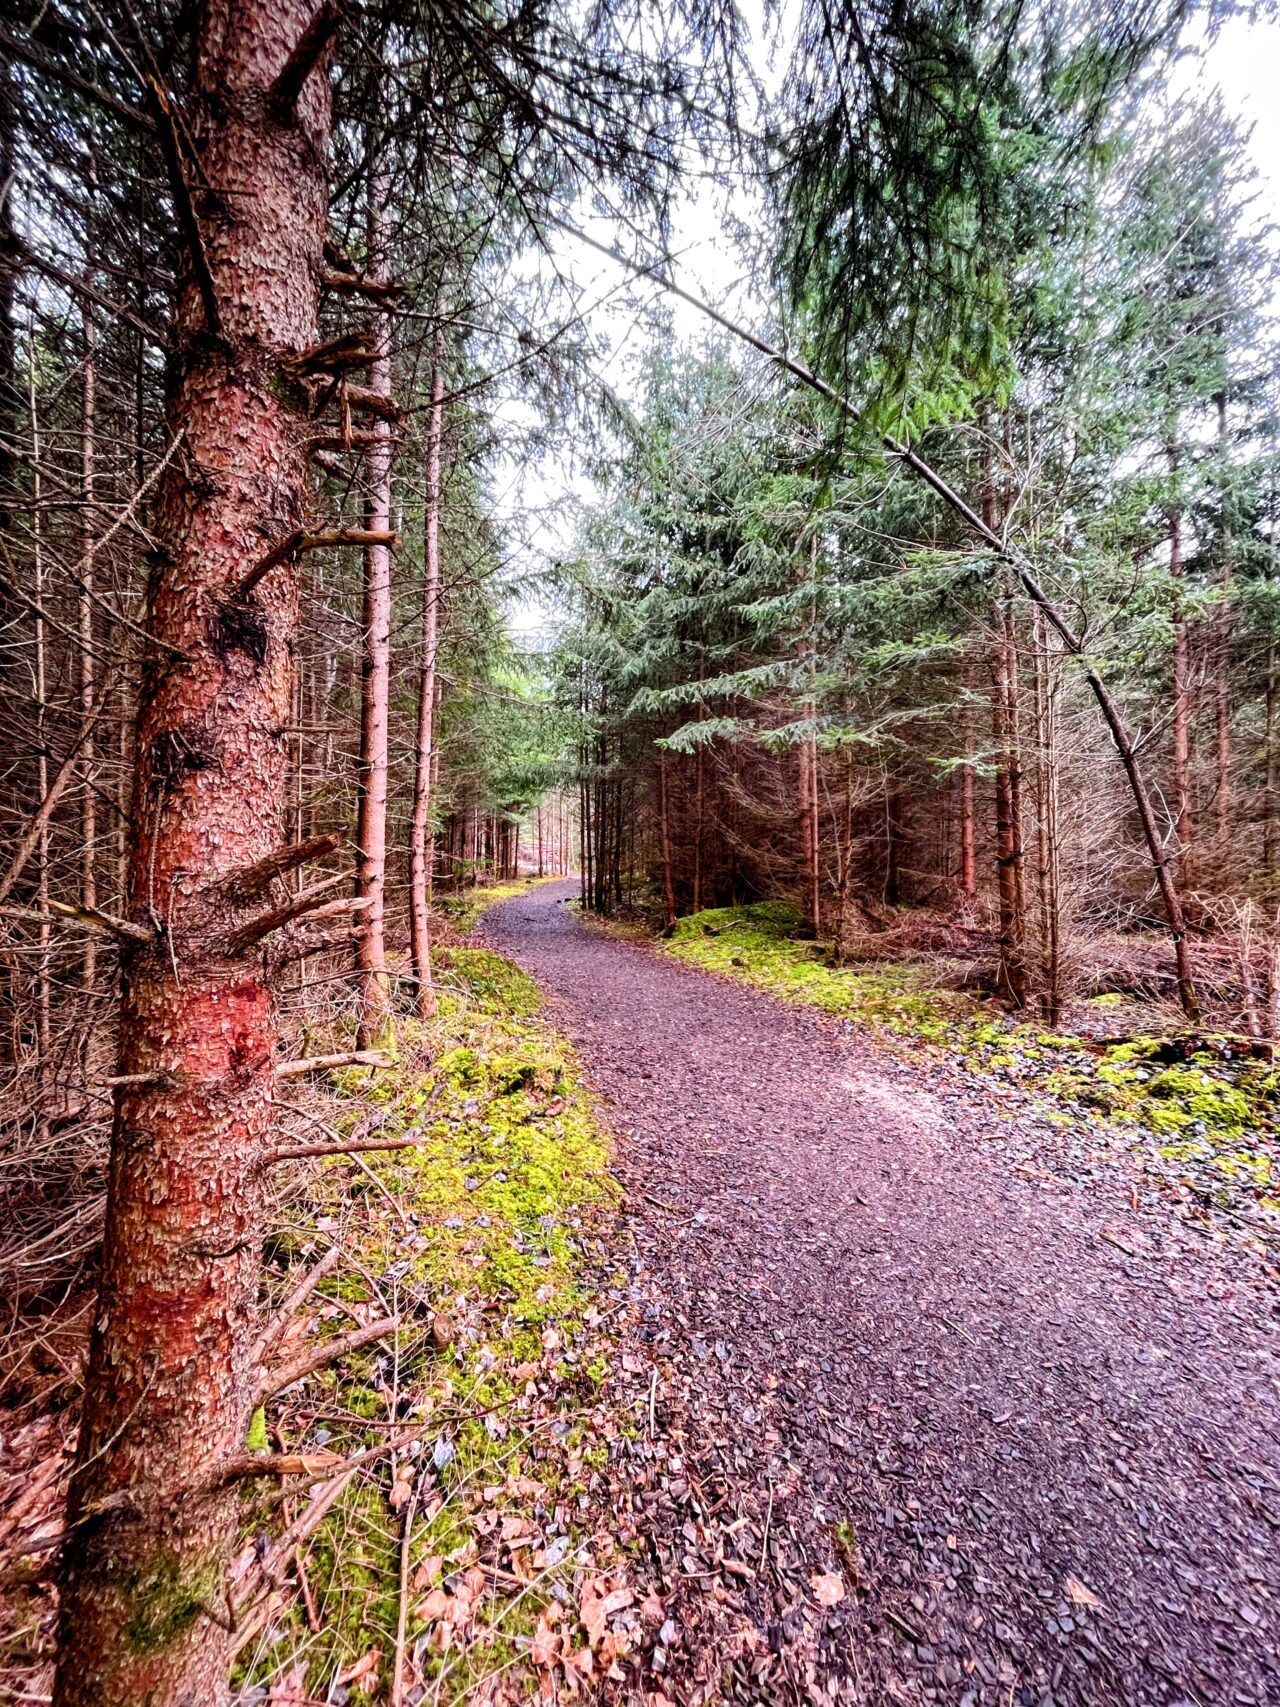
[482,882,1280,1707]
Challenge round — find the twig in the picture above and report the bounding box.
[274,1048,392,1079]
[251,1244,341,1366]
[265,1131,422,1162]
[759,1481,774,1577]
[255,1314,398,1405]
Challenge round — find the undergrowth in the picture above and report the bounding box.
[234,942,630,1704]
[664,903,1280,1237]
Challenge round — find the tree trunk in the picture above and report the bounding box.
[1168,437,1194,881]
[80,299,98,995]
[409,324,443,1015]
[992,619,1028,1009]
[355,167,395,1050]
[55,9,334,1704]
[960,670,977,902]
[1214,393,1232,850]
[658,747,677,927]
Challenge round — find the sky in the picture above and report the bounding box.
[497,9,1280,645]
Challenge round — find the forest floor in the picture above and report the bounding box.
[480,879,1280,1707]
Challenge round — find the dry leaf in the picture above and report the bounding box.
[810,1572,846,1607]
[417,1588,452,1622]
[334,1647,380,1687]
[268,1668,309,1706]
[532,1613,562,1667]
[389,1473,414,1511]
[1065,1573,1101,1610]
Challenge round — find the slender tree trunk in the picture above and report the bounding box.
[658,747,677,927]
[1168,437,1194,882]
[1214,393,1233,849]
[55,10,334,1705]
[992,620,1028,1009]
[409,324,443,1015]
[30,352,51,1108]
[960,679,977,902]
[80,300,98,995]
[355,167,394,1049]
[1031,607,1062,1024]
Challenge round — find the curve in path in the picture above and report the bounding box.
[482,880,1279,1707]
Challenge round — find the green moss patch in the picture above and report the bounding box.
[235,945,629,1703]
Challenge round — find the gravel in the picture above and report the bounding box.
[482,881,1280,1706]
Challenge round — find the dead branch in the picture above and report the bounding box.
[336,383,402,421]
[273,1049,393,1080]
[235,527,400,597]
[255,1314,399,1405]
[144,76,221,339]
[0,899,151,943]
[0,687,111,903]
[212,1449,346,1485]
[267,0,345,122]
[223,873,356,952]
[323,269,404,301]
[228,832,344,901]
[287,331,375,375]
[251,1245,341,1367]
[265,1131,422,1161]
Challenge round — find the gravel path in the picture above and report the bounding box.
[481,881,1280,1707]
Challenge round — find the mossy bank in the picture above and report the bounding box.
[234,943,627,1704]
[664,903,1280,1253]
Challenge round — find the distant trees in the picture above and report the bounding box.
[559,91,1280,1026]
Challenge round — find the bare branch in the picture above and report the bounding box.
[222,873,356,953]
[251,1245,341,1366]
[255,1314,399,1405]
[228,832,344,901]
[265,1132,422,1162]
[0,899,151,943]
[273,1049,393,1080]
[235,528,400,598]
[268,0,344,123]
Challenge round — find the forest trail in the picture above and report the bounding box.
[482,881,1280,1707]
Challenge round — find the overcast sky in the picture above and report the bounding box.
[497,10,1280,644]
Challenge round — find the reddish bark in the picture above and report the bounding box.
[54,6,334,1704]
[409,327,444,1015]
[355,171,394,1048]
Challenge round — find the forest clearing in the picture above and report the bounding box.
[2,0,1280,1703]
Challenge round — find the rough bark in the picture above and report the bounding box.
[80,299,98,994]
[54,6,334,1703]
[658,748,677,928]
[409,327,443,1016]
[1213,393,1233,849]
[355,167,394,1049]
[1169,461,1194,883]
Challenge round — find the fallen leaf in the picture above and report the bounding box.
[268,1668,309,1706]
[1065,1573,1101,1610]
[334,1647,380,1687]
[811,1571,846,1607]
[389,1472,413,1511]
[417,1588,452,1622]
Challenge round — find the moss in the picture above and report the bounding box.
[244,1406,268,1452]
[123,1551,219,1654]
[237,948,619,1703]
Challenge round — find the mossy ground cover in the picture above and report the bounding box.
[235,942,640,1704]
[663,904,1280,1246]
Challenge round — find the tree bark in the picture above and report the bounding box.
[409,323,443,1015]
[355,165,394,1049]
[960,672,977,901]
[658,747,677,927]
[1214,392,1233,849]
[80,299,98,995]
[54,8,334,1704]
[1168,436,1194,883]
